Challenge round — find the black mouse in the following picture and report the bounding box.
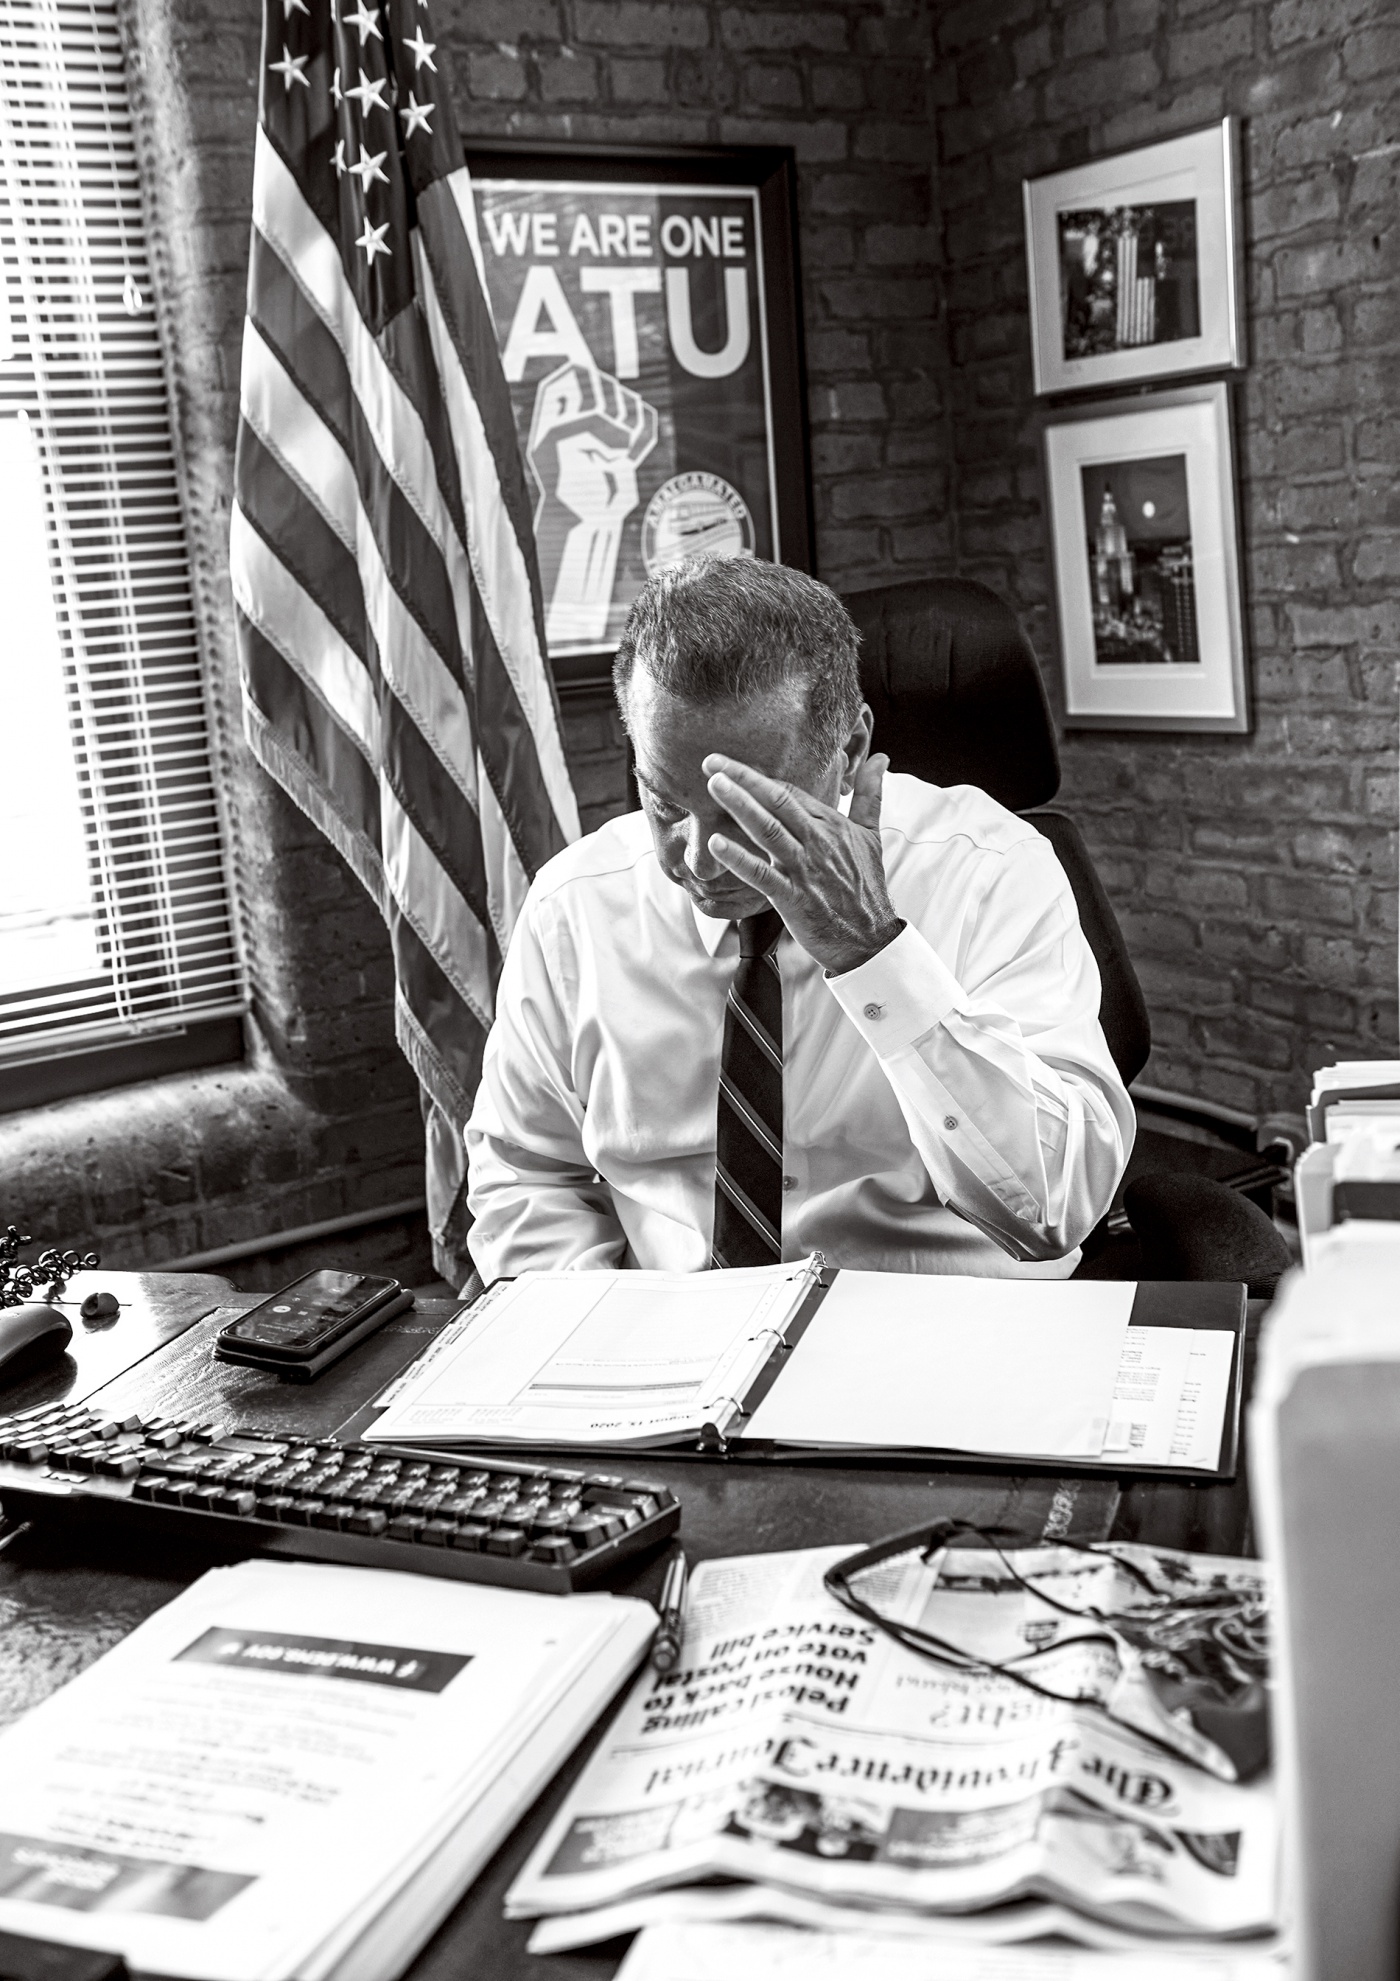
[0,1302,73,1386]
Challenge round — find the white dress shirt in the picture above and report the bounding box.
[466,772,1134,1282]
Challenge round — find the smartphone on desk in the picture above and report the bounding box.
[215,1269,410,1381]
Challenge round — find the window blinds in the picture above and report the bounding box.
[0,0,245,1068]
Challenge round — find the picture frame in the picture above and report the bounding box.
[1042,382,1249,734]
[1023,119,1244,397]
[463,141,813,693]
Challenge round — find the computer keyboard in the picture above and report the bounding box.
[0,1400,680,1592]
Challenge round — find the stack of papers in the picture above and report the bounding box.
[0,1559,654,1981]
[362,1264,1237,1474]
[1297,1061,1400,1268]
[614,1920,1287,1981]
[1308,1060,1400,1144]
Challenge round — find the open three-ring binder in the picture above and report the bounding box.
[346,1257,1246,1480]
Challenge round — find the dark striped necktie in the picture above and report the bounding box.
[711,908,785,1270]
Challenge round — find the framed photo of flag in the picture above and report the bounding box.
[1023,120,1245,397]
[463,143,814,687]
[1042,382,1249,733]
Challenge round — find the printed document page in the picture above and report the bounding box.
[368,1258,817,1447]
[0,1559,650,1981]
[744,1273,1133,1458]
[1101,1325,1236,1469]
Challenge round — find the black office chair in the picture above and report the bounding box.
[844,576,1289,1296]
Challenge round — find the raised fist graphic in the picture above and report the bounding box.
[527,361,659,651]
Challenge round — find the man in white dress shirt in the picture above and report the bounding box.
[466,556,1133,1282]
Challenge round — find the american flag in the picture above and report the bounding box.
[230,0,580,1281]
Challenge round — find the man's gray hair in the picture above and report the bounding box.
[613,554,863,759]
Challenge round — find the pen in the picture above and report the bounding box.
[651,1547,688,1673]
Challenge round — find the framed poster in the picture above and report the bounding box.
[465,144,812,686]
[1042,382,1249,732]
[1023,119,1244,396]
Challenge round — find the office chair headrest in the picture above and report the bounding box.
[843,578,1061,811]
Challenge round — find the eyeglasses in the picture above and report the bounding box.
[823,1518,1269,1780]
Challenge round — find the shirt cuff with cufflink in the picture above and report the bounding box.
[823,920,967,1056]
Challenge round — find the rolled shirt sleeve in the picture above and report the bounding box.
[824,839,1134,1263]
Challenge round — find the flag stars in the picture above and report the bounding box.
[344,67,389,112]
[268,49,310,90]
[401,90,433,137]
[355,217,392,265]
[331,64,343,104]
[349,141,389,189]
[403,25,436,69]
[342,0,382,44]
[332,137,347,177]
[281,0,309,17]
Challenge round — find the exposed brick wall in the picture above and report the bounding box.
[933,0,1400,1122]
[0,0,946,1274]
[439,0,950,585]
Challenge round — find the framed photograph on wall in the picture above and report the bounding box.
[1042,381,1249,733]
[464,143,812,690]
[1023,119,1244,396]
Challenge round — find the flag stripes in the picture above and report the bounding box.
[235,426,377,672]
[380,787,497,1026]
[410,226,578,864]
[241,311,466,712]
[231,510,379,762]
[232,0,578,1279]
[250,136,476,673]
[412,176,548,642]
[252,134,575,884]
[382,715,496,951]
[245,217,479,740]
[412,184,556,680]
[239,617,383,870]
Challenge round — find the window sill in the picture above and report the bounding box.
[1,1015,246,1116]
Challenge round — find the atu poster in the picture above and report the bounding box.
[472,177,780,656]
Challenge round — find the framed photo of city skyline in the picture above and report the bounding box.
[1042,383,1249,732]
[1023,120,1244,396]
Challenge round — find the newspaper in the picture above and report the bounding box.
[527,1884,1286,1958]
[508,1543,1275,1944]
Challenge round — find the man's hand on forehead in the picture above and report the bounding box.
[702,751,903,976]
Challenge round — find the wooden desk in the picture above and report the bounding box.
[0,1274,1262,1980]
